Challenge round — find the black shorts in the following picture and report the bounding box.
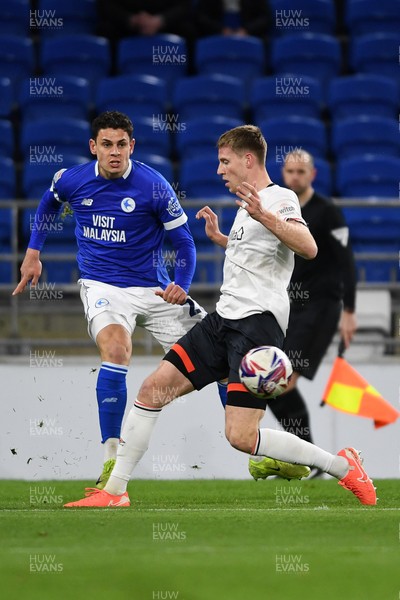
[164,310,284,410]
[284,299,341,380]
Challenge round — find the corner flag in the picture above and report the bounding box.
[321,346,399,429]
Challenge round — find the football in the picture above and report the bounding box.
[239,346,293,399]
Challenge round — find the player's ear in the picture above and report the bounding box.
[89,139,97,156]
[245,152,253,168]
[130,138,135,154]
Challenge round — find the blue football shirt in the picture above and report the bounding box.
[47,159,190,288]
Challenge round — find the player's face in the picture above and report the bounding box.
[282,158,316,196]
[89,128,135,179]
[217,145,249,194]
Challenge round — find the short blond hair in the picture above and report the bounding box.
[217,125,267,165]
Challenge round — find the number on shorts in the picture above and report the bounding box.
[184,297,202,317]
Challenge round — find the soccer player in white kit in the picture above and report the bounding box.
[64,125,377,508]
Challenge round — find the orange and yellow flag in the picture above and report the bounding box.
[322,357,399,428]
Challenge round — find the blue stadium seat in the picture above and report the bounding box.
[95,74,168,122]
[39,241,79,284]
[175,116,242,159]
[351,242,399,282]
[117,35,187,94]
[195,35,265,84]
[0,120,14,158]
[18,76,91,123]
[0,0,29,36]
[0,157,16,198]
[346,0,400,35]
[336,155,400,197]
[344,205,400,283]
[40,35,111,91]
[133,154,174,183]
[0,157,16,284]
[260,116,328,161]
[267,155,333,197]
[0,78,13,118]
[331,116,400,159]
[20,118,91,161]
[179,156,228,199]
[271,33,341,85]
[251,75,323,121]
[130,117,172,159]
[0,262,13,284]
[192,243,224,284]
[328,75,399,121]
[35,0,96,37]
[0,35,34,84]
[271,0,336,35]
[0,204,12,284]
[22,154,89,198]
[350,33,400,79]
[172,75,245,121]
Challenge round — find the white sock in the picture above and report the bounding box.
[255,428,349,480]
[105,401,161,495]
[103,437,119,462]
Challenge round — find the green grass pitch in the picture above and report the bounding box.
[0,479,398,600]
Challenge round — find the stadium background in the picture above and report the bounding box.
[0,0,399,478]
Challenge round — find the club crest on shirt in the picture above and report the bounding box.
[167,197,182,217]
[121,197,136,213]
[95,298,109,308]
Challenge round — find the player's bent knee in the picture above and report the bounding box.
[137,361,190,408]
[104,343,130,364]
[225,427,254,454]
[96,324,132,364]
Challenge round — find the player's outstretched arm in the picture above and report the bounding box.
[12,249,42,295]
[196,206,228,249]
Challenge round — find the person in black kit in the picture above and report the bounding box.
[249,149,357,480]
[195,0,271,39]
[96,0,192,40]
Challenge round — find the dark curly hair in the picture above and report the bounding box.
[91,111,133,140]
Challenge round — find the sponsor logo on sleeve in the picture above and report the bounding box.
[278,204,296,216]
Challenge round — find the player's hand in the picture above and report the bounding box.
[339,310,357,348]
[196,206,228,248]
[12,249,42,295]
[235,181,265,222]
[154,282,187,305]
[196,206,220,240]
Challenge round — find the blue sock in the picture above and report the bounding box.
[217,381,227,409]
[96,362,128,443]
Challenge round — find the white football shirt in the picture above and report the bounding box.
[216,184,306,333]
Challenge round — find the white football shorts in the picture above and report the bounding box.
[79,279,207,351]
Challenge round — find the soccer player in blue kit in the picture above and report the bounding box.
[13,111,210,486]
